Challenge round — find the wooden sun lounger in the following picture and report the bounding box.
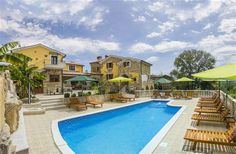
[113,94,128,103]
[198,95,219,104]
[68,97,87,110]
[197,97,221,108]
[152,91,161,98]
[194,101,225,114]
[86,96,103,108]
[121,93,135,101]
[200,93,217,101]
[173,91,183,99]
[161,91,171,98]
[191,109,234,127]
[184,123,236,150]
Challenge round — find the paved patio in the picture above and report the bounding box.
[24,98,231,154]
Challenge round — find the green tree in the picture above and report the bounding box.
[170,49,216,78]
[9,56,45,99]
[0,42,31,66]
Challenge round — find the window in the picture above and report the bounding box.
[106,74,113,80]
[50,75,60,82]
[51,56,58,65]
[96,67,100,71]
[123,61,130,67]
[69,65,76,71]
[106,62,113,69]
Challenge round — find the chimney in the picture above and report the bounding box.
[97,56,102,60]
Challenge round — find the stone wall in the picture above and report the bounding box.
[43,69,63,94]
[0,75,6,137]
[0,72,17,154]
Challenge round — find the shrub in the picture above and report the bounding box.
[86,92,92,96]
[71,93,77,97]
[64,93,70,98]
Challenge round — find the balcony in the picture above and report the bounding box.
[44,62,65,70]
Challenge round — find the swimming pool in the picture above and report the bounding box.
[52,99,185,154]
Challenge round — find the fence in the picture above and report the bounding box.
[135,89,236,117]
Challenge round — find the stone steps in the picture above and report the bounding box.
[39,97,66,110]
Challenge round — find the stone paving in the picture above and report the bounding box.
[23,98,229,154]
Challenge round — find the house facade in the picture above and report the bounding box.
[13,44,83,94]
[90,55,153,90]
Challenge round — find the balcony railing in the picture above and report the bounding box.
[44,62,65,69]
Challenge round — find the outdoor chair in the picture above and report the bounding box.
[198,95,219,104]
[194,100,225,114]
[152,91,161,98]
[86,96,103,108]
[184,122,236,151]
[173,91,182,99]
[121,93,135,101]
[200,92,217,101]
[68,97,87,110]
[191,109,234,127]
[197,97,221,108]
[162,91,171,98]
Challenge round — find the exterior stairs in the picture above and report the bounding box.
[39,97,66,110]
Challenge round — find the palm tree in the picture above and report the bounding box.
[0,42,31,66]
[9,56,45,99]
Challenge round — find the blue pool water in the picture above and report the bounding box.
[58,100,181,154]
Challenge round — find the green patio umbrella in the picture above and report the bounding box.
[65,75,97,95]
[175,77,194,82]
[192,62,236,80]
[108,77,132,93]
[108,77,132,82]
[154,78,172,90]
[154,78,172,84]
[174,77,194,90]
[192,62,236,99]
[65,75,97,82]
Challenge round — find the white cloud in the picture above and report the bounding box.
[0,17,119,54]
[148,2,166,12]
[146,32,161,38]
[163,0,224,22]
[194,1,223,22]
[159,21,177,33]
[146,56,159,63]
[191,30,200,34]
[203,23,212,30]
[218,18,236,33]
[130,41,193,53]
[154,41,193,53]
[134,16,146,22]
[2,0,107,31]
[129,43,154,53]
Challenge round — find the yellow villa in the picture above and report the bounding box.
[13,44,84,94]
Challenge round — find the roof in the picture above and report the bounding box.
[12,43,66,57]
[65,61,84,66]
[90,55,152,66]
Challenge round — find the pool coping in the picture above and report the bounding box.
[51,99,186,154]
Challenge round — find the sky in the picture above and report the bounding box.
[0,0,236,75]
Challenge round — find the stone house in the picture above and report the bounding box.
[13,44,84,94]
[90,55,153,90]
